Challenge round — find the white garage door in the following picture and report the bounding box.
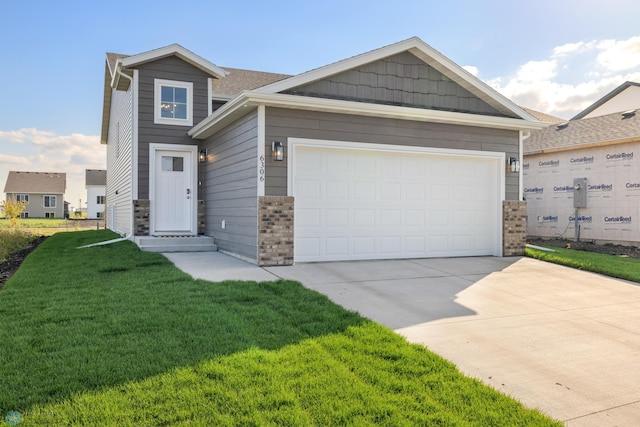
[293,142,502,262]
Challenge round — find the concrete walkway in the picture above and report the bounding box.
[163,251,640,425]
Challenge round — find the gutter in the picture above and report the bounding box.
[190,91,549,140]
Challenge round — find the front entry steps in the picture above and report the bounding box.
[135,235,217,253]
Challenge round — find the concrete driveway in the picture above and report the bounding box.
[166,252,640,425]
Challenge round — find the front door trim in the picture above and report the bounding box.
[149,143,198,236]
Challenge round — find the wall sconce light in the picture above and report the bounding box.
[509,157,520,173]
[272,141,284,161]
[199,149,207,163]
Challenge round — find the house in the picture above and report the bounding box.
[86,169,107,219]
[100,37,546,265]
[524,82,640,245]
[3,171,67,218]
[572,81,640,120]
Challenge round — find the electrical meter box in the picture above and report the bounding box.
[573,177,587,208]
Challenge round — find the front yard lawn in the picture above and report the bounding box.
[0,231,559,425]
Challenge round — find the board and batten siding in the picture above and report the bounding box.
[135,56,212,200]
[264,108,520,200]
[202,111,259,261]
[282,51,512,118]
[106,84,134,236]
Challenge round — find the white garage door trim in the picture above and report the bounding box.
[288,138,505,262]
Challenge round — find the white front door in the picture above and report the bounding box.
[151,146,196,235]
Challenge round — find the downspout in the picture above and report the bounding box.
[77,235,130,249]
[519,130,531,201]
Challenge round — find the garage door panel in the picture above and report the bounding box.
[354,237,375,254]
[297,208,320,227]
[326,237,349,256]
[294,145,500,262]
[325,209,349,227]
[380,210,401,226]
[326,181,348,200]
[380,236,401,254]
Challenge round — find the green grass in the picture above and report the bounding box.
[0,218,104,236]
[0,229,34,262]
[0,218,68,228]
[526,246,640,283]
[1,231,559,426]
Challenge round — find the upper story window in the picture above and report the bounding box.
[154,79,193,126]
[43,195,56,208]
[16,194,29,202]
[97,195,105,204]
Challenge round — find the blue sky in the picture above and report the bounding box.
[2,0,640,205]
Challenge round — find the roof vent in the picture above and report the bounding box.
[556,122,569,130]
[622,110,636,119]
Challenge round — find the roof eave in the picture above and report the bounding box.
[190,92,548,140]
[525,135,640,155]
[120,44,228,79]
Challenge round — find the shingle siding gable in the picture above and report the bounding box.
[281,51,510,117]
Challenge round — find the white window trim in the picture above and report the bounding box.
[16,194,29,202]
[154,78,193,126]
[45,212,55,219]
[43,195,57,208]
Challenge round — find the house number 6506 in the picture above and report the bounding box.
[259,155,265,182]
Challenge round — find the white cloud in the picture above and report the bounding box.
[0,128,105,207]
[485,36,640,119]
[596,36,640,71]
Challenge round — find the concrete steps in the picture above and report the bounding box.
[135,236,217,253]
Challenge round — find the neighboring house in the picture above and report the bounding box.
[572,82,640,120]
[100,37,545,265]
[86,169,107,219]
[524,82,640,245]
[3,171,66,218]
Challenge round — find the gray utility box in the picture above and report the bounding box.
[574,177,588,208]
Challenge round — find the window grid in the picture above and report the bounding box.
[43,195,56,208]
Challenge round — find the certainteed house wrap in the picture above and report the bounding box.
[100,37,546,265]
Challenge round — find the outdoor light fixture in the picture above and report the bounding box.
[272,141,284,161]
[509,157,520,173]
[199,149,207,163]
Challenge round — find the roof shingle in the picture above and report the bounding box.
[4,171,67,194]
[524,109,640,154]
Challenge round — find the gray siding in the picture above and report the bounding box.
[106,85,134,236]
[136,56,211,199]
[282,52,512,118]
[202,112,259,261]
[8,193,64,218]
[264,108,520,200]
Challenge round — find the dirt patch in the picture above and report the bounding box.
[527,237,640,260]
[0,236,48,290]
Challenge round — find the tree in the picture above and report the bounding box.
[2,198,28,228]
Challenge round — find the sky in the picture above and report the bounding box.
[2,0,640,208]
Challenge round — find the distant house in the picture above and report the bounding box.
[86,169,106,219]
[3,171,67,218]
[524,82,640,245]
[572,82,640,120]
[100,37,545,264]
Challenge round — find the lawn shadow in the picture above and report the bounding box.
[0,231,365,413]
